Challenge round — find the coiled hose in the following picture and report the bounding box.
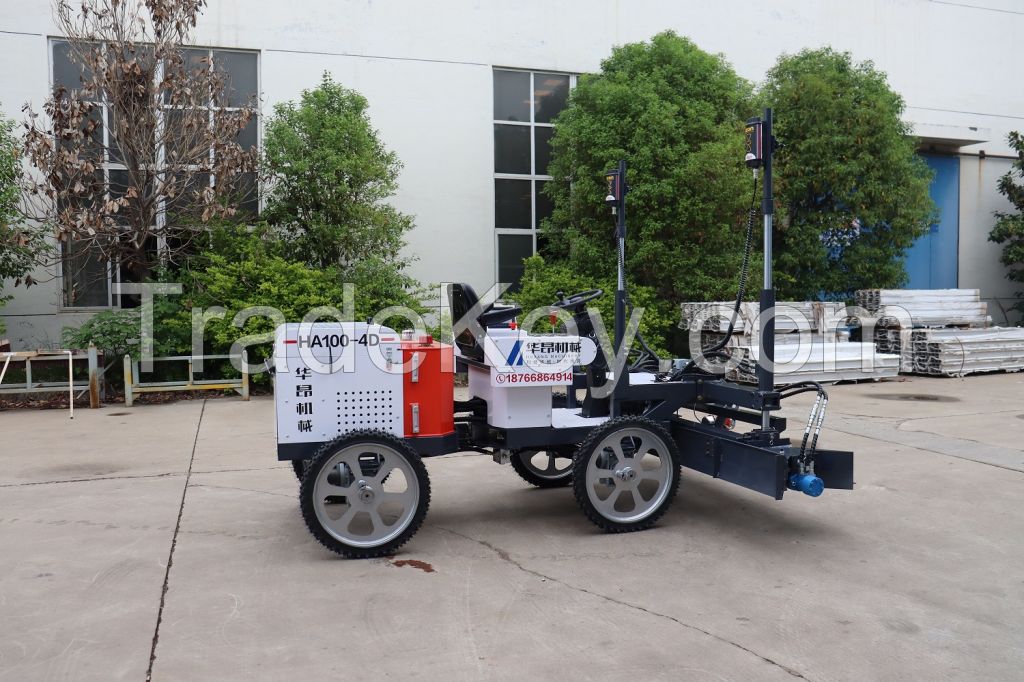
[657,175,760,380]
[697,174,760,360]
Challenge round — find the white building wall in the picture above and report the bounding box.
[959,155,1018,325]
[1,0,1021,347]
[0,28,73,347]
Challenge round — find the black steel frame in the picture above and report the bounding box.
[437,373,853,501]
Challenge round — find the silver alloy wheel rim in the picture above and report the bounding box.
[519,450,572,480]
[312,442,419,548]
[585,427,673,523]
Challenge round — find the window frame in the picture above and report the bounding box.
[49,38,261,309]
[50,37,119,310]
[57,240,118,310]
[492,68,576,286]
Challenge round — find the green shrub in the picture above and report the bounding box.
[188,252,347,371]
[177,233,423,373]
[514,255,674,356]
[62,309,140,358]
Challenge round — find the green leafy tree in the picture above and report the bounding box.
[542,32,756,315]
[762,48,935,300]
[0,113,24,279]
[989,131,1024,315]
[262,73,414,272]
[0,108,47,335]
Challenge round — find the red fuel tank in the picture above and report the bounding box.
[401,339,455,438]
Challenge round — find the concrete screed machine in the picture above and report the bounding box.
[273,109,855,558]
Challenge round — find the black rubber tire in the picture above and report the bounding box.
[299,430,431,559]
[291,459,309,481]
[572,416,681,533]
[510,450,574,488]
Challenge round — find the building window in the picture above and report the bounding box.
[493,69,574,288]
[51,40,259,307]
[496,234,534,287]
[61,239,113,308]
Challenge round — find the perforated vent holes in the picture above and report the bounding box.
[336,389,398,433]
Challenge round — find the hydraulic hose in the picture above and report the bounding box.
[777,380,829,468]
[700,174,760,358]
[657,175,760,381]
[627,299,662,372]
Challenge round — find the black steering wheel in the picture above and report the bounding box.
[553,289,603,312]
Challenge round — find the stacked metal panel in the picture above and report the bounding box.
[872,328,920,373]
[873,327,902,355]
[680,301,762,333]
[857,288,1024,376]
[727,340,901,385]
[901,327,1024,377]
[679,301,846,335]
[854,289,991,328]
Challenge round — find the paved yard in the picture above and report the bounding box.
[1,374,1023,680]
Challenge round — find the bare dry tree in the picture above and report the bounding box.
[21,0,258,292]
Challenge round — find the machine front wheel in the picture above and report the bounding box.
[510,450,573,488]
[299,430,430,559]
[572,417,681,532]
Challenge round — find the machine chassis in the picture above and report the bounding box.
[278,364,854,503]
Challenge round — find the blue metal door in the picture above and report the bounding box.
[905,155,959,288]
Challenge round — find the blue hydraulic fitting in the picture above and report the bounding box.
[788,473,824,497]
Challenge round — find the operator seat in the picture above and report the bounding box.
[448,283,521,361]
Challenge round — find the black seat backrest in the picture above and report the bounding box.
[449,283,484,360]
[449,282,479,330]
[448,283,522,361]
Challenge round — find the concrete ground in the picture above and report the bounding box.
[1,374,1023,681]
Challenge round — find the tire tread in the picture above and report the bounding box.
[571,416,681,533]
[299,429,431,559]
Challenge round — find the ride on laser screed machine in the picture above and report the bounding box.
[273,109,855,558]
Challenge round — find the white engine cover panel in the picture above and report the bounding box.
[273,322,404,445]
[468,364,552,428]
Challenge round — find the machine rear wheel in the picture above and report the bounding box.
[572,417,681,532]
[510,450,573,488]
[291,459,309,481]
[299,430,430,558]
